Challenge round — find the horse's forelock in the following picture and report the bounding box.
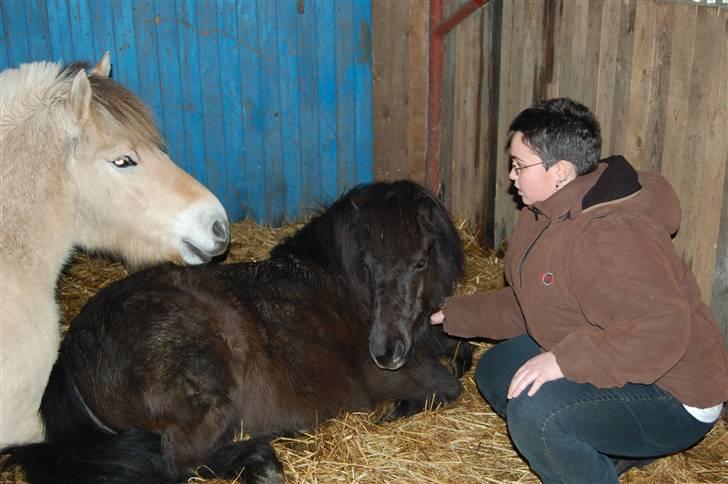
[59,61,163,148]
[89,76,163,148]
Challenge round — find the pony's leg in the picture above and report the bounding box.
[428,325,473,378]
[199,436,284,484]
[375,359,463,422]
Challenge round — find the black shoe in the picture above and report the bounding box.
[611,457,657,476]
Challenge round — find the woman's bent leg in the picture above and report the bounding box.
[475,334,541,417]
[506,379,715,484]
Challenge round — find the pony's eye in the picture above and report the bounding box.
[414,258,427,270]
[110,155,137,168]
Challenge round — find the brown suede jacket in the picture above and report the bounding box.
[442,156,728,407]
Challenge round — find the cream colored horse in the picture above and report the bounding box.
[0,54,229,447]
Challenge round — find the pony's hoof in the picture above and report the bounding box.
[370,400,398,423]
[250,465,285,484]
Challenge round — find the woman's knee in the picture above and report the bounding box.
[476,336,541,416]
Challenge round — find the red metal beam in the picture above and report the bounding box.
[425,0,489,193]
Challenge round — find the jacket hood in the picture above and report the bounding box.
[533,156,682,236]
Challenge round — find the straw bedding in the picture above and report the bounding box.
[1,220,726,483]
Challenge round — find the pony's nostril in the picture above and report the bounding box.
[212,219,228,242]
[392,341,406,362]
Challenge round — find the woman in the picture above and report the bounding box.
[432,98,728,483]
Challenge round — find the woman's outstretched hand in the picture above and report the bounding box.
[430,310,445,325]
[508,352,564,399]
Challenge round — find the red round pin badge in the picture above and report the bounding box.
[542,272,554,285]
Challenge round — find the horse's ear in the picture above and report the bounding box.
[70,69,93,123]
[91,51,111,77]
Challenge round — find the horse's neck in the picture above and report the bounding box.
[1,120,76,279]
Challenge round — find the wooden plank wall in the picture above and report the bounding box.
[372,0,727,330]
[1,0,373,226]
[371,0,429,183]
[488,0,727,322]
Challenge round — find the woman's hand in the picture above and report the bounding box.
[508,351,564,399]
[430,310,445,325]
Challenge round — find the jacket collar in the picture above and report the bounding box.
[530,156,642,220]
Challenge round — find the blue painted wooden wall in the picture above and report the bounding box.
[0,0,373,225]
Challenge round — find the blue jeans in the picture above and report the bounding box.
[475,334,716,484]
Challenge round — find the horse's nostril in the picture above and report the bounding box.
[392,341,406,362]
[212,219,228,242]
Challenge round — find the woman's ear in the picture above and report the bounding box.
[555,160,577,181]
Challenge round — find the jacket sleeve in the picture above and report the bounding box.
[550,214,692,388]
[441,287,527,339]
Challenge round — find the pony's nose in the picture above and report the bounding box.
[212,219,228,243]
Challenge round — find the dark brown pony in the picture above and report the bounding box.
[2,181,471,484]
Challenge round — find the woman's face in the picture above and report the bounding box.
[508,131,560,206]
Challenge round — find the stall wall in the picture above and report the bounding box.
[0,0,373,225]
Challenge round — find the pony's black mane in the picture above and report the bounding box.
[271,180,464,315]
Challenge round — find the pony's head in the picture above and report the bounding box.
[12,55,229,266]
[343,181,464,370]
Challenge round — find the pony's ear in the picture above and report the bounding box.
[70,69,93,124]
[91,51,111,77]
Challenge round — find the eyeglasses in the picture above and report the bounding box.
[510,160,544,175]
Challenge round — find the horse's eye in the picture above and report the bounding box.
[414,258,427,270]
[110,155,137,168]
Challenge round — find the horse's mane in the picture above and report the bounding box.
[271,180,465,304]
[0,60,162,149]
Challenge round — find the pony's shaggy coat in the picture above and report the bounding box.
[0,56,229,447]
[2,181,472,484]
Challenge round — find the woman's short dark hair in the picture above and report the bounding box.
[507,98,602,175]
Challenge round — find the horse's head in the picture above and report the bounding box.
[63,55,229,267]
[344,181,464,370]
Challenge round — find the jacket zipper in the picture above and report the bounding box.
[518,211,551,289]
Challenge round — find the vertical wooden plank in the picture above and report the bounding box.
[371,0,409,181]
[111,0,140,93]
[23,0,51,62]
[493,0,517,247]
[237,0,265,221]
[556,0,590,102]
[352,0,373,184]
[47,0,73,63]
[404,0,427,184]
[197,0,227,208]
[623,0,657,168]
[68,0,94,62]
[276,0,302,219]
[450,6,484,230]
[296,0,321,212]
[712,170,728,342]
[335,0,356,193]
[660,3,696,177]
[581,0,604,110]
[671,5,727,305]
[0,1,9,69]
[4,0,30,66]
[133,1,163,132]
[315,0,338,201]
[439,9,457,208]
[154,1,186,168]
[607,0,636,158]
[217,0,245,221]
[257,0,284,224]
[175,0,207,185]
[639,2,676,173]
[480,0,502,247]
[88,0,116,66]
[594,0,620,155]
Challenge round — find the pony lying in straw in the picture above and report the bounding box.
[2,180,472,484]
[0,55,229,448]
